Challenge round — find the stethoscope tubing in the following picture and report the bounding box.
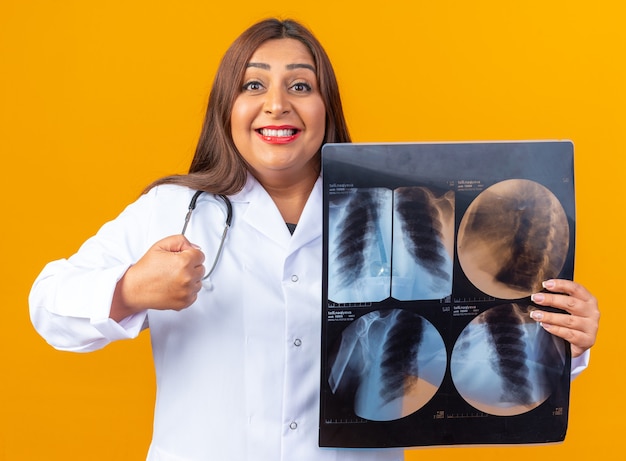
[181,191,233,282]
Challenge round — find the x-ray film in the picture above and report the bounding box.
[320,141,575,448]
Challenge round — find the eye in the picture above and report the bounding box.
[242,80,264,92]
[290,81,312,93]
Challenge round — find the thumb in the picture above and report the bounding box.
[155,234,198,253]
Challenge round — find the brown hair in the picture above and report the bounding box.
[146,18,351,195]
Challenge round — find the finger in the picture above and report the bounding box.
[155,235,206,268]
[530,309,579,331]
[532,282,588,318]
[541,325,592,358]
[542,279,595,303]
[189,259,206,281]
[529,311,595,357]
[156,234,197,253]
[171,290,200,311]
[177,237,206,267]
[530,290,581,316]
[531,280,599,321]
[155,235,186,252]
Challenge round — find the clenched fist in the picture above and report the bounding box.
[110,235,205,321]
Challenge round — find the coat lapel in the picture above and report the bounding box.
[230,175,323,253]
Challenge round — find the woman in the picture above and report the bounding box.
[29,18,599,461]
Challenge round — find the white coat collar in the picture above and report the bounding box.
[230,174,322,251]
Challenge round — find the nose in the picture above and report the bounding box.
[264,86,290,115]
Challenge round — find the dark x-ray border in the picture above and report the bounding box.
[320,141,575,448]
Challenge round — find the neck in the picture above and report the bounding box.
[260,173,318,224]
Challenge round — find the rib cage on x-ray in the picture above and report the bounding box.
[491,187,563,291]
[333,190,378,286]
[327,186,454,303]
[379,309,424,405]
[457,179,570,299]
[450,303,566,416]
[328,188,392,303]
[484,304,533,406]
[392,187,454,300]
[328,309,447,421]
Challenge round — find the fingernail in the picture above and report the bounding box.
[191,243,202,250]
[530,310,543,321]
[531,293,545,303]
[542,279,556,289]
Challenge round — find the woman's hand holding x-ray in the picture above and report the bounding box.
[530,279,600,358]
[110,235,205,321]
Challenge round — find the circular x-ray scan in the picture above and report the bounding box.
[450,303,566,416]
[327,309,447,421]
[457,179,569,299]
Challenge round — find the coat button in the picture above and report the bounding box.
[291,275,299,282]
[289,421,298,430]
[294,338,302,347]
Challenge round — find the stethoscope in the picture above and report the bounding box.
[181,191,233,286]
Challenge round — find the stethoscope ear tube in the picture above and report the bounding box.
[218,194,233,227]
[181,190,205,235]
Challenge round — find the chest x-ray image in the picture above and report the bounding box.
[327,309,447,421]
[328,188,393,303]
[457,179,570,299]
[392,187,455,301]
[451,302,567,416]
[321,141,574,448]
[327,186,455,303]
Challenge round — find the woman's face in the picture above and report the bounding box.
[231,38,326,186]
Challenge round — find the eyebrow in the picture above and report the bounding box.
[247,62,316,72]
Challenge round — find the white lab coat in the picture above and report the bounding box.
[30,174,589,460]
[29,175,405,461]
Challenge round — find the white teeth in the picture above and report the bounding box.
[259,128,296,137]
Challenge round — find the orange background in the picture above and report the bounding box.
[1,1,623,459]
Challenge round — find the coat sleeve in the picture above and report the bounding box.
[570,349,590,379]
[28,187,169,352]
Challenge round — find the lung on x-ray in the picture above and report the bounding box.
[328,186,455,303]
[320,141,575,448]
[328,309,447,421]
[451,302,566,416]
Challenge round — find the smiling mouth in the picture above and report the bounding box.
[256,127,300,144]
[257,128,299,137]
